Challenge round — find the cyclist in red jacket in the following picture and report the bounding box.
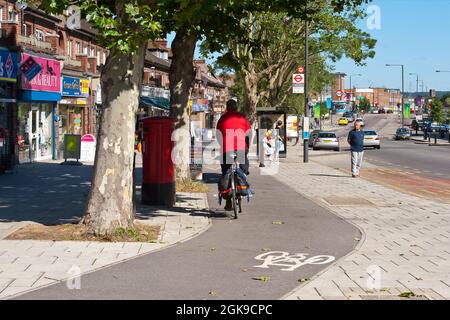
[216,99,251,210]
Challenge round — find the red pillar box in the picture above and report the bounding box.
[141,117,176,206]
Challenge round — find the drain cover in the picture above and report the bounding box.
[322,197,375,206]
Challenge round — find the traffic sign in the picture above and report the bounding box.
[293,74,305,84]
[297,66,305,73]
[293,85,304,94]
[336,90,343,97]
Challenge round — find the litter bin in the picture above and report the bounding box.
[141,117,176,206]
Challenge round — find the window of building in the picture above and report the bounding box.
[67,39,72,57]
[0,6,4,22]
[96,49,101,65]
[8,7,17,22]
[82,44,87,55]
[76,42,81,54]
[90,47,95,57]
[103,51,106,64]
[34,29,44,41]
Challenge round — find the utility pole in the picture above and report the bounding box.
[303,18,309,163]
[386,64,405,126]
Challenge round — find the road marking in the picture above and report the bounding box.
[254,251,335,272]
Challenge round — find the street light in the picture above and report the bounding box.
[349,74,361,112]
[409,73,419,95]
[386,64,405,126]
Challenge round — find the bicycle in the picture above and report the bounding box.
[229,153,242,219]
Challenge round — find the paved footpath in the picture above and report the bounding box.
[279,148,450,300]
[0,161,210,299]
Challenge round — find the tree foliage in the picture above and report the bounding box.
[430,98,445,124]
[201,0,376,120]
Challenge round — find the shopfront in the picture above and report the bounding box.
[0,49,19,172]
[57,76,90,158]
[17,53,61,163]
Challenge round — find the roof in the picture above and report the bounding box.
[145,52,170,72]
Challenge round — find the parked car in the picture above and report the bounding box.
[395,127,411,140]
[313,132,340,151]
[343,112,355,122]
[338,117,349,126]
[378,109,386,114]
[356,117,365,127]
[308,129,322,148]
[363,130,381,149]
[387,109,394,114]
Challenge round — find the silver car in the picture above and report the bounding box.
[363,130,381,149]
[313,132,340,151]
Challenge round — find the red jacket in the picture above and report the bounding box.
[216,111,251,153]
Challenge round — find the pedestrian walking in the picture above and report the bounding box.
[347,120,365,178]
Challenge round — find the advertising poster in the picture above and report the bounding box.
[286,115,298,138]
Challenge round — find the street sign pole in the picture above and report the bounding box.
[303,19,309,163]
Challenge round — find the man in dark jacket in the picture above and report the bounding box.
[347,120,365,177]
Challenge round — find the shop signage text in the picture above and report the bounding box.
[62,76,89,97]
[21,54,61,93]
[0,49,19,82]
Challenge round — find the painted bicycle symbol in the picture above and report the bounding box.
[254,251,335,272]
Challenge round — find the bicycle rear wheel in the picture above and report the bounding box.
[231,174,238,219]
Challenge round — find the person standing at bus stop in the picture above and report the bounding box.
[347,119,365,178]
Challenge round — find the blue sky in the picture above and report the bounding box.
[335,0,450,91]
[168,0,450,91]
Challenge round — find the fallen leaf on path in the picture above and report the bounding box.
[399,291,416,298]
[272,221,285,225]
[252,276,270,282]
[298,278,309,283]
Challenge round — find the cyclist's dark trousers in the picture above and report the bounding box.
[221,150,249,175]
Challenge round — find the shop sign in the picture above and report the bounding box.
[64,134,81,161]
[80,134,96,162]
[21,53,61,93]
[191,99,209,112]
[0,49,19,82]
[62,76,89,97]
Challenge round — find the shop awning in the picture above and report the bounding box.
[139,96,170,111]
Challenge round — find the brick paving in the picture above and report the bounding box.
[277,147,450,300]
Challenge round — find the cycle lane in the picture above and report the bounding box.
[16,168,357,300]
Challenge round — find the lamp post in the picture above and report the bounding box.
[303,16,309,163]
[349,74,361,112]
[386,64,405,126]
[409,73,419,95]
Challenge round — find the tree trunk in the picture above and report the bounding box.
[169,30,198,180]
[82,43,147,236]
[242,69,259,125]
